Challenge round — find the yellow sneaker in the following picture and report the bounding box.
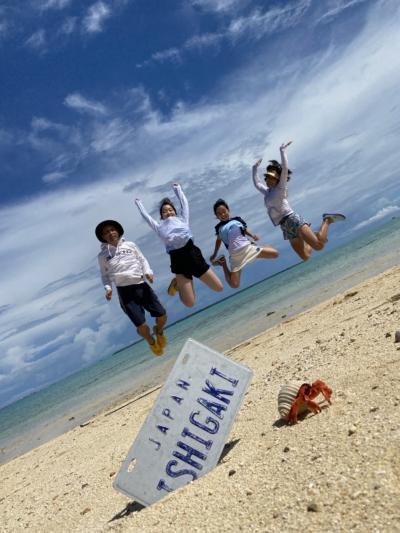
[153,326,167,350]
[167,277,178,296]
[149,338,163,357]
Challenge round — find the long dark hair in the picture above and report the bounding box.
[159,197,177,218]
[265,160,293,181]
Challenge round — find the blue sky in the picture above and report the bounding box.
[1,0,400,408]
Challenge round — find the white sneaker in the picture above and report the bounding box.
[322,213,346,223]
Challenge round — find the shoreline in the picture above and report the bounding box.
[2,220,400,468]
[1,265,400,532]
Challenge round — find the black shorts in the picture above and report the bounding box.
[117,282,166,327]
[169,239,209,279]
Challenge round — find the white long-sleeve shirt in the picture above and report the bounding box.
[252,146,294,226]
[98,238,153,291]
[135,184,193,252]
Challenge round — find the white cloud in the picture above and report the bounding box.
[190,0,243,12]
[0,0,131,49]
[27,117,82,176]
[82,1,112,33]
[226,1,311,39]
[353,206,400,231]
[64,93,108,115]
[31,117,69,133]
[146,1,312,64]
[59,16,77,35]
[42,171,68,183]
[317,0,369,24]
[151,48,182,64]
[25,29,47,51]
[2,0,400,406]
[90,118,134,153]
[186,31,223,50]
[35,0,73,10]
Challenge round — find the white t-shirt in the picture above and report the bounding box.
[252,146,294,226]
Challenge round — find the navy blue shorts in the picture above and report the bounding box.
[117,283,166,327]
[169,239,209,279]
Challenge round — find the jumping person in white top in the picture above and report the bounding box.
[96,220,167,356]
[135,183,223,308]
[252,141,345,261]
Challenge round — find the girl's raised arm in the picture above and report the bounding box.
[278,141,292,187]
[135,198,160,233]
[172,183,189,224]
[252,158,268,194]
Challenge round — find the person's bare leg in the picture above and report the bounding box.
[154,313,168,349]
[216,257,234,288]
[298,224,325,251]
[315,218,332,244]
[154,313,167,334]
[228,271,241,289]
[137,322,155,344]
[199,268,224,292]
[217,257,241,288]
[258,246,279,259]
[176,274,196,307]
[290,236,313,261]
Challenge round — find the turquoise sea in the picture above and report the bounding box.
[1,218,399,465]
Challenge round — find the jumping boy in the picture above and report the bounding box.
[96,220,167,356]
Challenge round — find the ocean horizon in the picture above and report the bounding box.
[1,217,399,465]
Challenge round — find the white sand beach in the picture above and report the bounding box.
[1,266,400,533]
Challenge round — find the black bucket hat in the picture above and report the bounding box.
[95,220,124,243]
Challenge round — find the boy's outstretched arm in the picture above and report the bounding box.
[98,255,113,300]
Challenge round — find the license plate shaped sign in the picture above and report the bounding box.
[113,338,253,506]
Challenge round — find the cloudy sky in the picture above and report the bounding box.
[1,0,399,408]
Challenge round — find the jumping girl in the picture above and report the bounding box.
[252,141,345,261]
[210,199,279,288]
[135,183,223,308]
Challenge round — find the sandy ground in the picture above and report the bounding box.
[1,266,400,533]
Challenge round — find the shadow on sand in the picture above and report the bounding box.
[109,438,241,521]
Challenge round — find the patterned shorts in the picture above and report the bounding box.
[280,212,309,240]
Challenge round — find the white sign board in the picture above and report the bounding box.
[113,338,253,506]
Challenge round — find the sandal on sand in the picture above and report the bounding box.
[153,325,167,350]
[322,213,346,223]
[167,277,178,296]
[149,338,163,357]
